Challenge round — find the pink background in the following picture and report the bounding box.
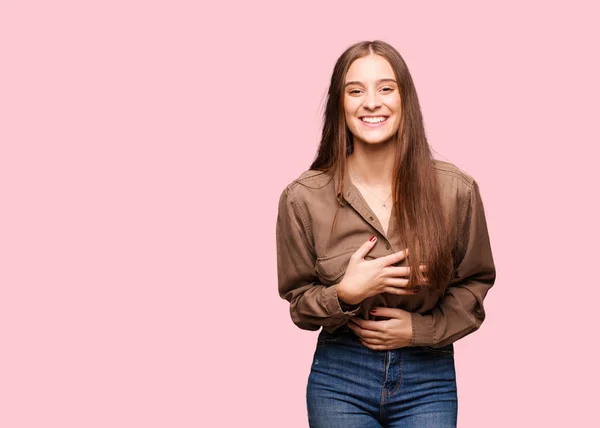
[1,0,599,426]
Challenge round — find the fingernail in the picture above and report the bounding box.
[369,308,376,313]
[369,236,376,242]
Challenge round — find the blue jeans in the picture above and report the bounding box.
[307,324,457,427]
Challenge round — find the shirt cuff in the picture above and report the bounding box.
[324,283,362,316]
[409,312,435,346]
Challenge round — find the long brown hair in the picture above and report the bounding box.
[310,40,453,291]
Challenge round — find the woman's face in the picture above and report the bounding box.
[343,54,402,147]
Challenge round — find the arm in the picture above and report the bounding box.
[276,185,362,331]
[410,179,496,347]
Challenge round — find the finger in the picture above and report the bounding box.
[378,248,409,266]
[348,319,372,334]
[358,333,386,343]
[347,320,360,334]
[350,318,387,332]
[349,322,385,341]
[382,265,427,277]
[383,266,411,278]
[348,321,384,344]
[351,235,378,261]
[383,277,410,287]
[349,318,368,331]
[359,339,388,350]
[382,286,420,295]
[347,321,370,342]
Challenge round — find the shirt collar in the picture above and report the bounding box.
[333,163,353,199]
[332,164,365,210]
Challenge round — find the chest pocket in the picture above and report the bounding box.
[315,249,356,284]
[315,248,377,284]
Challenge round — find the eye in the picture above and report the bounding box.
[381,86,394,92]
[349,89,362,94]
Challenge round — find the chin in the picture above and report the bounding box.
[356,135,396,145]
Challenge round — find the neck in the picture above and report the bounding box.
[347,138,397,188]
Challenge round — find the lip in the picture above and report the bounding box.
[359,116,389,128]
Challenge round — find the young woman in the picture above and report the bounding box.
[275,40,495,428]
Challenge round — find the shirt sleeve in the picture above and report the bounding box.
[409,179,496,347]
[276,184,362,331]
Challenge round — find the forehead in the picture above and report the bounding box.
[345,55,395,82]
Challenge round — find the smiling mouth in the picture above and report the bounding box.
[360,116,389,124]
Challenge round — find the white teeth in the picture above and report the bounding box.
[361,116,387,123]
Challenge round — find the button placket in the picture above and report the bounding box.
[362,205,394,252]
[345,189,394,252]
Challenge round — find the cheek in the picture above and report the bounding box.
[345,115,358,135]
[343,105,358,127]
[391,100,402,126]
[344,97,360,116]
[391,115,402,132]
[343,102,352,119]
[391,96,402,112]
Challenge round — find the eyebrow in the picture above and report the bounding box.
[344,78,397,87]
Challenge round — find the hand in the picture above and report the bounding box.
[337,236,427,305]
[347,307,413,350]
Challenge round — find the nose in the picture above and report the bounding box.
[364,89,382,111]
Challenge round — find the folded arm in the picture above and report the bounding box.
[276,185,361,331]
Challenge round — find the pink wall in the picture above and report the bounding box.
[1,0,598,426]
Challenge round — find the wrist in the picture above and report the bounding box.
[336,280,362,306]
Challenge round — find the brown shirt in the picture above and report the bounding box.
[275,160,496,347]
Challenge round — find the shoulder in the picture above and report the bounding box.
[280,168,334,201]
[277,169,334,234]
[432,159,482,218]
[289,169,333,189]
[433,159,476,188]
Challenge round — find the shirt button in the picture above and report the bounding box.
[385,243,391,250]
[369,216,374,221]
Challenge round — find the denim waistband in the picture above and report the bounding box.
[320,323,355,339]
[320,323,455,354]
